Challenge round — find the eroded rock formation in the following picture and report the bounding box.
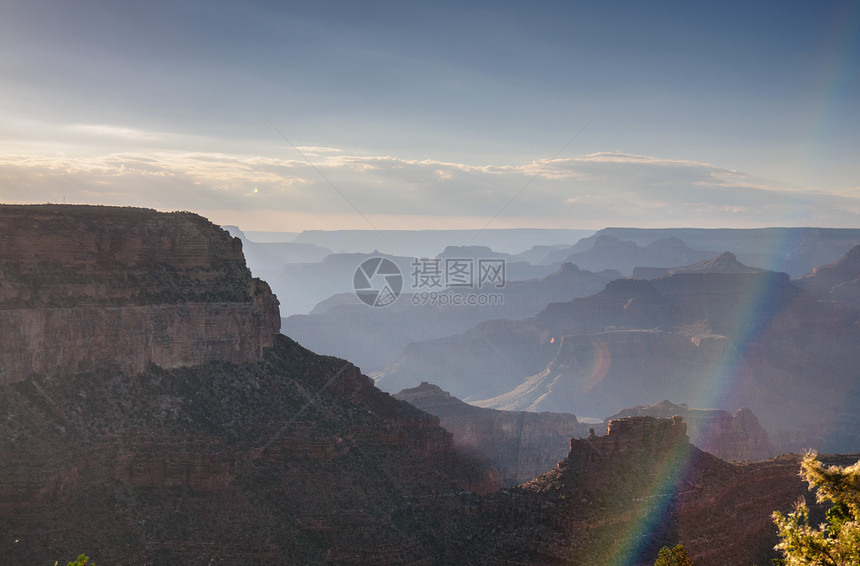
[607,400,775,461]
[442,417,848,566]
[0,205,495,564]
[0,205,280,383]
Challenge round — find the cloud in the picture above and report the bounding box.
[66,124,161,141]
[294,146,343,156]
[1,149,858,230]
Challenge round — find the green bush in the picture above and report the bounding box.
[62,554,94,566]
[654,544,693,566]
[772,452,860,565]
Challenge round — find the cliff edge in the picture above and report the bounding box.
[0,204,280,383]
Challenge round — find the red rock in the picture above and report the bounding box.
[0,205,280,383]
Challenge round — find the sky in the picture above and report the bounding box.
[0,0,858,231]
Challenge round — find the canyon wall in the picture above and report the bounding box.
[0,205,496,563]
[0,205,280,382]
[395,382,590,486]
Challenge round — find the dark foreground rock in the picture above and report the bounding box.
[0,334,497,564]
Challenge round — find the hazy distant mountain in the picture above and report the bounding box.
[291,228,595,256]
[255,251,416,315]
[509,243,573,265]
[436,245,561,280]
[253,240,581,315]
[379,255,860,453]
[632,251,765,279]
[555,235,715,275]
[241,230,301,242]
[223,225,332,266]
[238,228,860,314]
[795,245,860,312]
[283,262,620,373]
[594,227,860,276]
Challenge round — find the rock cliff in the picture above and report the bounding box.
[607,400,775,461]
[0,205,495,564]
[0,205,280,383]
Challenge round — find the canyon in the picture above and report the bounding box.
[284,261,619,374]
[381,255,860,454]
[1,204,856,565]
[0,205,495,564]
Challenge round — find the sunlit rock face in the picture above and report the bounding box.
[0,204,280,383]
[606,400,775,461]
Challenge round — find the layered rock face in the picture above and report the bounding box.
[0,205,280,382]
[4,208,856,564]
[550,418,850,566]
[0,205,495,564]
[607,400,774,461]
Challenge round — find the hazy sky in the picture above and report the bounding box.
[1,0,858,231]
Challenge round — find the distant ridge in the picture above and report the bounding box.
[633,251,764,279]
[595,227,860,276]
[667,251,764,273]
[795,245,860,310]
[292,228,595,256]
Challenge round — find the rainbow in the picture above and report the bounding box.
[595,269,825,563]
